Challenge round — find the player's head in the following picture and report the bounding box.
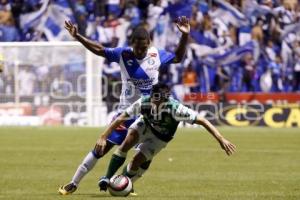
[131,26,150,59]
[150,83,171,105]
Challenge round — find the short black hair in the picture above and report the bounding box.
[131,26,150,42]
[150,83,170,101]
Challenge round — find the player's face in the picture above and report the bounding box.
[132,39,150,59]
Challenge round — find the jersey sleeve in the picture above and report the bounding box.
[158,49,175,65]
[174,104,198,124]
[125,98,142,117]
[104,47,124,63]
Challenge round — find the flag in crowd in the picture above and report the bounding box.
[19,0,74,41]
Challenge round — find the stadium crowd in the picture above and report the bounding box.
[0,0,300,97]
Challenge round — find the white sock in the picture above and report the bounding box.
[71,152,98,186]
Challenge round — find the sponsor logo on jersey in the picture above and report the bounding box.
[127,78,155,90]
[149,53,157,57]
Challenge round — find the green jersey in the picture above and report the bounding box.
[125,96,198,142]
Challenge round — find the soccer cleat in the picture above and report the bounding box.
[129,188,138,196]
[58,182,77,195]
[98,176,109,191]
[129,191,138,196]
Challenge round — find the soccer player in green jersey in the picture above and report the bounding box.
[95,83,236,192]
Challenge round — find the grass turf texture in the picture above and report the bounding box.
[0,127,299,200]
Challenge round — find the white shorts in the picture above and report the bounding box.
[129,116,168,161]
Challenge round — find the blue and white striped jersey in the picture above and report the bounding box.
[104,46,175,112]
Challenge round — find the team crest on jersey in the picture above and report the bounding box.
[148,58,155,65]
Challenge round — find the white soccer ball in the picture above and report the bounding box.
[108,175,133,197]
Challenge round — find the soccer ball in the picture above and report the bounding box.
[108,175,133,197]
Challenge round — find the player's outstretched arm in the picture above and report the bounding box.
[95,112,128,155]
[195,117,236,156]
[64,21,105,57]
[173,16,190,63]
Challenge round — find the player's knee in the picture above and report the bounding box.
[92,149,102,159]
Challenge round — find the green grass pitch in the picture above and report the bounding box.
[0,127,299,200]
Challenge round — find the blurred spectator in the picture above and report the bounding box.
[18,65,36,95]
[265,40,277,61]
[96,14,120,47]
[241,53,255,91]
[251,18,264,44]
[269,55,283,92]
[182,64,198,93]
[74,0,88,35]
[123,0,141,28]
[293,41,300,91]
[0,0,20,41]
[35,65,50,93]
[213,65,230,101]
[105,0,124,17]
[147,0,164,33]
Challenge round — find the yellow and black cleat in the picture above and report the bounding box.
[58,183,77,195]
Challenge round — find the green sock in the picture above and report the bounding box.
[105,154,126,178]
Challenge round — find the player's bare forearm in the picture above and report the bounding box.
[75,34,105,57]
[95,112,128,154]
[173,33,189,63]
[173,16,190,63]
[195,117,223,141]
[195,116,236,155]
[100,112,128,139]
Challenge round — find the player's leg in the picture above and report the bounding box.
[106,128,140,178]
[122,152,148,197]
[123,133,167,181]
[99,117,144,191]
[58,141,115,195]
[122,151,147,178]
[99,128,140,191]
[131,160,151,183]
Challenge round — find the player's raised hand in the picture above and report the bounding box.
[95,135,107,156]
[219,138,236,156]
[175,16,190,35]
[64,20,78,38]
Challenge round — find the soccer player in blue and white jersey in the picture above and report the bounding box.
[95,83,236,194]
[59,17,190,195]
